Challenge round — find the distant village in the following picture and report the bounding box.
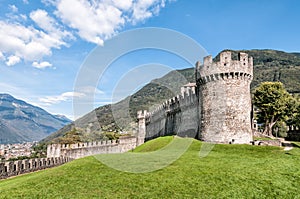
[0,142,35,161]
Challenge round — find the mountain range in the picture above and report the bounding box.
[40,49,300,143]
[0,94,71,144]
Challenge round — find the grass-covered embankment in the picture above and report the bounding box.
[1,136,300,198]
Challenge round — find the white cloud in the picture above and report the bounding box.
[32,61,53,69]
[0,21,49,63]
[0,9,72,66]
[30,9,58,33]
[20,14,28,21]
[6,55,20,66]
[5,12,28,22]
[131,0,166,24]
[112,0,133,11]
[54,0,125,45]
[9,5,18,13]
[77,86,104,95]
[74,86,105,104]
[53,0,170,45]
[0,0,172,66]
[0,52,4,60]
[39,91,86,105]
[30,9,72,41]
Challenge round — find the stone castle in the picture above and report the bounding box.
[137,51,253,144]
[47,51,254,160]
[0,51,256,179]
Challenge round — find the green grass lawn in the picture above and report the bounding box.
[1,136,300,198]
[253,136,279,141]
[133,136,174,152]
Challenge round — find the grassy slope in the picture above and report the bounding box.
[1,137,300,198]
[133,136,174,152]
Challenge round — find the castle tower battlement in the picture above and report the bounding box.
[196,51,253,84]
[137,110,148,119]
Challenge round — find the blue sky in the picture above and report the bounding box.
[0,0,299,120]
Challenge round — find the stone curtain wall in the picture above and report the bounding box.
[0,156,71,180]
[47,136,137,159]
[142,86,199,141]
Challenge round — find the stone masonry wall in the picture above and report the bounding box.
[196,51,253,143]
[0,156,71,180]
[47,136,137,159]
[142,86,198,141]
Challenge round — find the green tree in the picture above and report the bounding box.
[253,82,297,136]
[54,128,82,144]
[289,95,300,127]
[31,143,47,158]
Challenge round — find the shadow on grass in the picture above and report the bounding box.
[291,142,300,148]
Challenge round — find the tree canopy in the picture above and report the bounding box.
[253,82,297,136]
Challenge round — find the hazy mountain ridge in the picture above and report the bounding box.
[42,49,300,143]
[0,94,72,144]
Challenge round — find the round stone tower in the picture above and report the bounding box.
[195,51,253,144]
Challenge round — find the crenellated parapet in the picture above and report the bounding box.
[286,125,300,141]
[59,139,119,150]
[0,156,72,180]
[137,110,148,120]
[47,136,138,159]
[48,139,123,153]
[145,83,197,124]
[196,51,253,85]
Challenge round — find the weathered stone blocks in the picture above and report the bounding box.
[47,136,137,159]
[197,51,253,144]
